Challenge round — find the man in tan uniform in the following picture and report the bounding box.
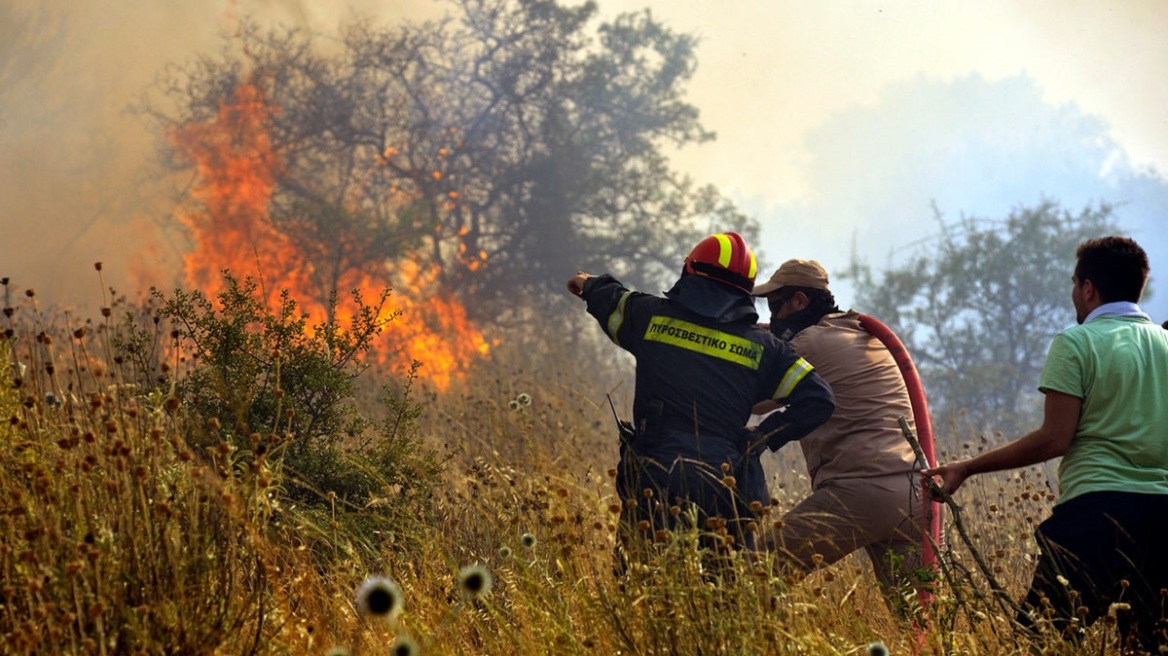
[753,259,922,597]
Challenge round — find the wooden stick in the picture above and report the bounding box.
[899,416,1025,619]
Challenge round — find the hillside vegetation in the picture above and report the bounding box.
[0,274,1127,655]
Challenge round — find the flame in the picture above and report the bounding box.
[170,82,488,390]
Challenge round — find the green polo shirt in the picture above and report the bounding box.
[1038,315,1168,504]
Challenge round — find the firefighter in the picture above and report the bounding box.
[567,233,835,549]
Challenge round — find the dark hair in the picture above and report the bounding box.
[1074,236,1149,303]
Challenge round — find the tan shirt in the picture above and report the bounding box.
[790,310,918,487]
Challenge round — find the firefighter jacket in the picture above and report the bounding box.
[581,273,835,512]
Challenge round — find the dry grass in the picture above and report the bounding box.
[0,280,1143,655]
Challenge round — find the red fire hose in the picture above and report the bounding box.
[857,314,942,609]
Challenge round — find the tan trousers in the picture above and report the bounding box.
[766,473,922,593]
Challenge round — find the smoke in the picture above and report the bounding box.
[752,73,1168,323]
[5,0,1166,327]
[4,2,208,304]
[0,0,443,307]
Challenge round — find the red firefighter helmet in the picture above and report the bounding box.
[684,232,758,293]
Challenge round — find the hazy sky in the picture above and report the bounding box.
[599,1,1168,201]
[2,0,1166,319]
[592,0,1168,320]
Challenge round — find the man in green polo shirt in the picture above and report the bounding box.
[924,236,1168,651]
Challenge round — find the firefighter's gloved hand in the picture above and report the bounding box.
[763,430,799,452]
[743,427,791,453]
[567,272,591,299]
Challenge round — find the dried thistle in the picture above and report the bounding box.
[355,575,404,621]
[457,564,492,599]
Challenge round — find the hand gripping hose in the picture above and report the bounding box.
[857,314,943,610]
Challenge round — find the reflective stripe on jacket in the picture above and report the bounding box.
[583,274,834,459]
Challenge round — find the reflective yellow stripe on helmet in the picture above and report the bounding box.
[713,233,733,269]
[643,316,764,369]
[605,291,633,346]
[773,357,813,399]
[713,233,756,280]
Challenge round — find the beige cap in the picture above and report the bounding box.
[752,259,830,296]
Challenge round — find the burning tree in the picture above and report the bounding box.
[167,78,486,390]
[148,0,757,334]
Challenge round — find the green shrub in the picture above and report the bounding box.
[118,273,443,527]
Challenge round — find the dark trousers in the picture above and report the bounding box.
[615,443,768,550]
[1018,491,1168,650]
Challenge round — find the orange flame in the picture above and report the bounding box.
[170,82,488,390]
